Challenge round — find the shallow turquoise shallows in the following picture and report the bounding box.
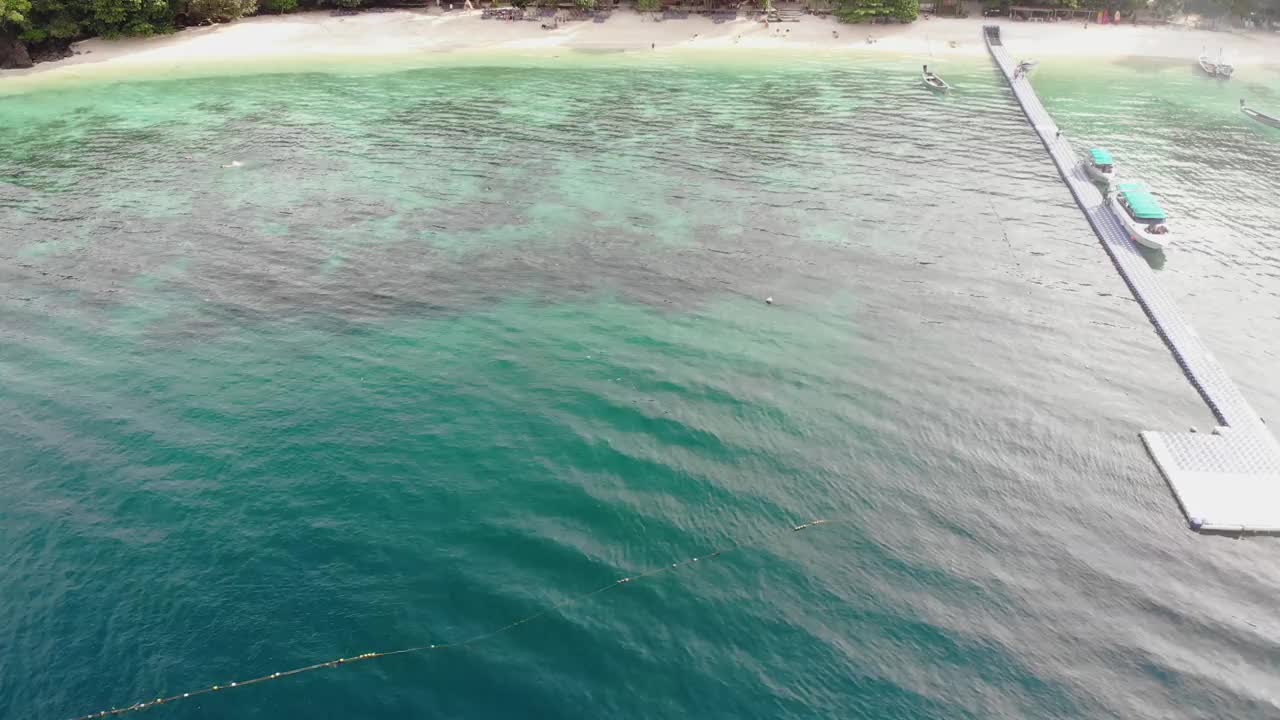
[3,53,1280,720]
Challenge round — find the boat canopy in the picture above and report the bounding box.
[1090,148,1114,165]
[1120,189,1167,221]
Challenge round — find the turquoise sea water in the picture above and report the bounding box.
[2,51,1280,720]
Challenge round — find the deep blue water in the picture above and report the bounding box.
[2,55,1280,720]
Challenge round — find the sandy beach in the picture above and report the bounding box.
[3,9,1279,89]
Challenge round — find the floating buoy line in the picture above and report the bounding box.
[69,519,834,720]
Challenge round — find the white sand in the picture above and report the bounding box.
[3,9,1279,89]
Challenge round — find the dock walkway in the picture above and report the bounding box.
[983,26,1280,533]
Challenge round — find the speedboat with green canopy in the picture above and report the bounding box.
[1084,147,1115,187]
[1110,181,1170,250]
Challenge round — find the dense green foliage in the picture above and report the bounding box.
[178,0,258,23]
[835,0,918,22]
[1,0,31,24]
[2,0,310,42]
[1183,0,1270,18]
[985,0,1280,17]
[3,0,1278,51]
[16,0,175,40]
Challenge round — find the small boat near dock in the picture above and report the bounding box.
[1198,49,1232,78]
[1241,99,1280,129]
[922,65,950,93]
[1216,50,1234,78]
[1111,182,1171,251]
[1084,147,1115,188]
[1198,52,1218,76]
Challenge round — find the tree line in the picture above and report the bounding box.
[2,0,336,45]
[1,0,1276,55]
[986,0,1279,20]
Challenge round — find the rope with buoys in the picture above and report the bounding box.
[68,519,834,720]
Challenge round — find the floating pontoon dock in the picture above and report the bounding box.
[984,26,1280,534]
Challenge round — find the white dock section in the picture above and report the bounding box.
[983,26,1280,534]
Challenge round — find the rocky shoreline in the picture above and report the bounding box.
[0,31,78,69]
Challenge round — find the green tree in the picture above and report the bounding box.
[634,0,659,9]
[575,0,595,8]
[77,0,176,36]
[836,0,918,21]
[1,0,32,26]
[1187,0,1232,14]
[259,0,297,10]
[179,0,257,22]
[892,0,918,19]
[19,0,85,40]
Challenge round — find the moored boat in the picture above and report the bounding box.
[1084,147,1115,187]
[1198,52,1218,76]
[1198,49,1232,78]
[1215,49,1234,78]
[1110,182,1170,250]
[922,65,950,93]
[1241,99,1280,128]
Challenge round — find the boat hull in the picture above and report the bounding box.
[1084,163,1114,187]
[1109,194,1169,250]
[1243,107,1280,129]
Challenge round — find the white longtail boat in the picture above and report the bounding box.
[922,65,950,93]
[1241,99,1280,129]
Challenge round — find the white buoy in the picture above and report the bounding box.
[765,296,773,305]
